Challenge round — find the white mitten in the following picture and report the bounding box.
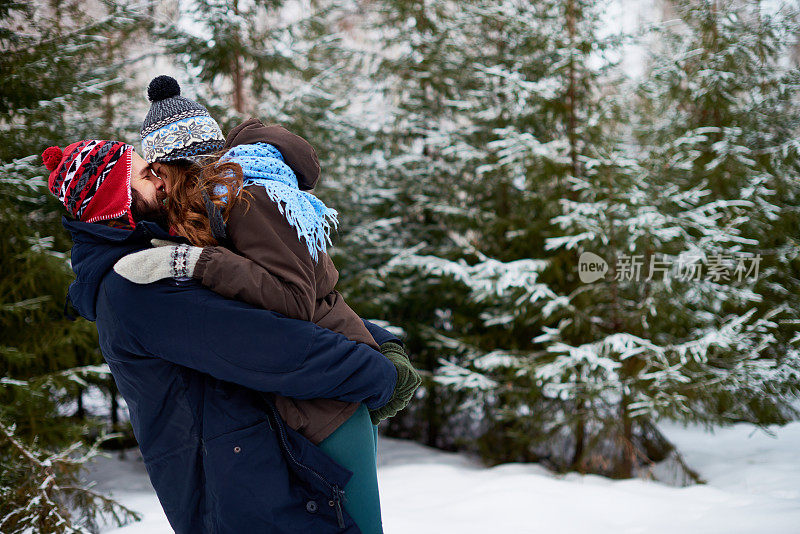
[113,239,204,284]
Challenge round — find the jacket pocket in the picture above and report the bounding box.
[203,419,280,498]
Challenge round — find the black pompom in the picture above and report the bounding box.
[147,75,180,102]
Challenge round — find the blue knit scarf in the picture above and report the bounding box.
[216,143,338,262]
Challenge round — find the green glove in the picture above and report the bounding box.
[369,342,422,425]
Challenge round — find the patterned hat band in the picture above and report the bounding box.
[142,115,225,163]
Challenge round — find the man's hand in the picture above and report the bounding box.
[369,342,422,425]
[113,239,204,284]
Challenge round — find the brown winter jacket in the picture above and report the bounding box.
[191,118,379,444]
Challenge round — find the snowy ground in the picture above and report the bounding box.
[88,421,800,534]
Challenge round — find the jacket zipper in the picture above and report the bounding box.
[266,401,347,529]
[332,485,345,527]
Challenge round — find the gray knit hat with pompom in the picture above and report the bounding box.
[140,75,224,163]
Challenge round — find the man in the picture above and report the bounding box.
[42,139,417,533]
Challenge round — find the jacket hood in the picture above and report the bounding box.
[63,216,186,321]
[224,118,321,190]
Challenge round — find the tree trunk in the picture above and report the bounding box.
[232,56,245,113]
[231,0,246,113]
[425,348,439,448]
[618,394,635,478]
[103,46,114,137]
[75,388,85,419]
[571,406,585,471]
[110,388,119,427]
[566,0,579,197]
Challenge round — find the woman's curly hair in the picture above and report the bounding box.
[157,155,251,247]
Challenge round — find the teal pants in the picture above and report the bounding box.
[318,404,383,533]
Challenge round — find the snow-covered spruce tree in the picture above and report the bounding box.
[437,0,637,470]
[459,0,800,478]
[629,0,800,435]
[0,1,147,531]
[370,0,652,472]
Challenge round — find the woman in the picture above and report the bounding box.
[116,76,421,533]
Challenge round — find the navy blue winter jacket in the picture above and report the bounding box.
[63,217,399,533]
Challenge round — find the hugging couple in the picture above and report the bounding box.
[45,75,422,534]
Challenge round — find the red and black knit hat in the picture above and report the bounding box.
[42,140,134,226]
